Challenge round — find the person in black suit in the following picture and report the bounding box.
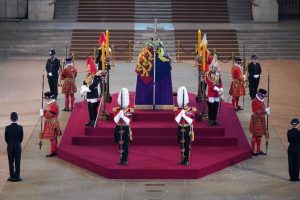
[46,49,61,99]
[247,55,262,100]
[287,118,300,182]
[4,112,23,182]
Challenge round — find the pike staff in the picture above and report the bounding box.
[39,70,45,150]
[265,69,270,155]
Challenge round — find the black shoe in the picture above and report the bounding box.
[7,178,15,182]
[51,152,57,157]
[62,108,70,112]
[46,154,52,157]
[252,152,258,156]
[234,108,239,111]
[184,161,190,166]
[237,106,243,110]
[15,178,22,182]
[257,151,267,156]
[213,120,221,126]
[89,121,96,127]
[208,120,214,126]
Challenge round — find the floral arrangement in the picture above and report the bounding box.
[144,38,166,50]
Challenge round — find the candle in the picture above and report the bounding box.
[101,42,105,71]
[105,29,109,57]
[197,29,201,56]
[202,44,206,72]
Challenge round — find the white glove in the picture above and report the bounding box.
[254,75,259,78]
[113,110,124,124]
[243,75,247,81]
[182,112,193,125]
[175,111,183,123]
[213,86,221,92]
[265,107,270,115]
[40,109,44,117]
[48,72,53,76]
[80,85,91,96]
[219,88,223,93]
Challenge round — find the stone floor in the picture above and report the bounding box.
[0,59,299,200]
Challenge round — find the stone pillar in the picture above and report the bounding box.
[252,0,278,22]
[28,0,54,21]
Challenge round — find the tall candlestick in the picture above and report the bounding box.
[105,29,109,57]
[197,29,201,56]
[202,44,206,72]
[101,42,105,71]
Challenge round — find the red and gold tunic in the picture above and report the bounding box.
[61,66,77,94]
[205,71,223,98]
[249,98,266,137]
[229,64,245,97]
[41,101,61,139]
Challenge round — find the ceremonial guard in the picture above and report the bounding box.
[174,86,196,165]
[229,58,246,111]
[45,49,60,99]
[95,32,111,96]
[81,57,101,127]
[40,92,61,157]
[287,118,300,182]
[248,55,262,100]
[249,89,270,156]
[61,56,77,111]
[205,57,223,126]
[113,88,134,165]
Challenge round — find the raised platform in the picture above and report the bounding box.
[58,92,252,179]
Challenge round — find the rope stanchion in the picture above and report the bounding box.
[111,45,117,67]
[179,43,196,55]
[113,44,130,53]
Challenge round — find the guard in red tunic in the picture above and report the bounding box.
[249,89,270,156]
[113,88,134,165]
[61,56,77,111]
[229,58,246,111]
[40,92,61,157]
[205,57,223,126]
[174,86,196,165]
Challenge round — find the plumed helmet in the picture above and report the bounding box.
[290,118,299,126]
[177,86,189,108]
[209,53,219,71]
[86,56,97,75]
[98,32,106,46]
[49,49,56,56]
[117,88,130,108]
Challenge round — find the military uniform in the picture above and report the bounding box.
[175,86,196,165]
[45,49,60,99]
[40,92,61,157]
[249,89,269,156]
[229,58,245,111]
[113,88,133,165]
[61,57,77,111]
[248,55,262,100]
[287,118,300,181]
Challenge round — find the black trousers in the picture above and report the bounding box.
[87,101,99,122]
[207,101,219,121]
[7,150,21,179]
[48,76,58,98]
[114,125,130,163]
[288,151,300,181]
[177,126,191,163]
[249,77,260,99]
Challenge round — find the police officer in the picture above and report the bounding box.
[248,55,262,100]
[287,118,300,182]
[45,49,61,99]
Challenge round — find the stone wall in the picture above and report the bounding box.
[0,0,28,18]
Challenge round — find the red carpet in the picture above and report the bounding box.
[58,92,252,179]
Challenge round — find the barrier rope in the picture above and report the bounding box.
[112,44,130,53]
[179,43,196,55]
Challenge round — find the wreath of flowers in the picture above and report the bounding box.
[144,38,166,50]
